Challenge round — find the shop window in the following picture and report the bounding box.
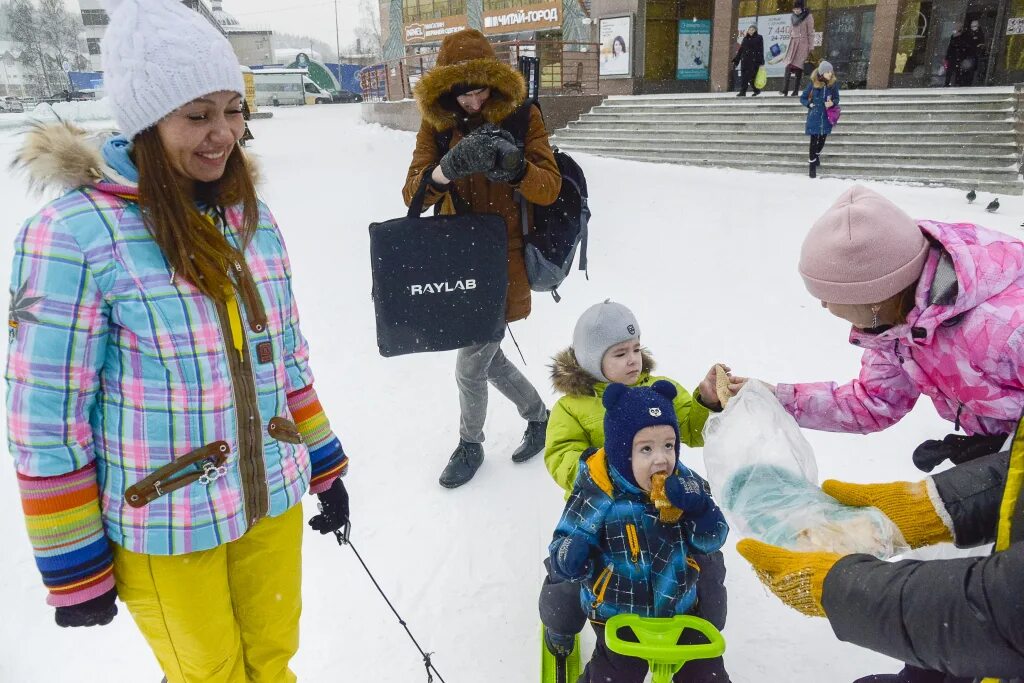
[1006,0,1024,72]
[403,0,467,23]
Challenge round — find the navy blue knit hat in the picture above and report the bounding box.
[602,380,679,487]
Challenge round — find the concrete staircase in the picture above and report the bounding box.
[551,87,1023,195]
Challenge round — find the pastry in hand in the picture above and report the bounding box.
[650,473,684,523]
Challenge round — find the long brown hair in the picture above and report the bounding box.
[133,129,259,299]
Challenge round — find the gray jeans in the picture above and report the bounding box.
[456,341,547,443]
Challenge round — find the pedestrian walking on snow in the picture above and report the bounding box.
[733,24,765,97]
[800,60,839,178]
[403,29,562,488]
[6,1,351,680]
[777,0,814,96]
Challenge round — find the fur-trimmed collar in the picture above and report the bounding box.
[811,70,837,88]
[10,121,259,195]
[550,347,657,396]
[413,58,526,132]
[11,121,113,193]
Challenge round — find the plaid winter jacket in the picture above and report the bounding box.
[549,449,728,622]
[7,125,347,607]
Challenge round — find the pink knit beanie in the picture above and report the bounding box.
[799,185,929,305]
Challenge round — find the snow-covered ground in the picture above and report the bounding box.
[1,104,1019,682]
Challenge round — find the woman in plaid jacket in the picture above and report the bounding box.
[5,1,348,680]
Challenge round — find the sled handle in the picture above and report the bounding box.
[604,614,725,683]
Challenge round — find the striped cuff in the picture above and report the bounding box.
[18,462,115,607]
[287,385,349,494]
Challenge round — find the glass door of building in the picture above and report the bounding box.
[823,5,874,88]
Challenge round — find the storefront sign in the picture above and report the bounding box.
[739,14,793,77]
[677,19,711,80]
[483,0,561,34]
[405,16,468,44]
[599,16,632,77]
[1007,17,1024,35]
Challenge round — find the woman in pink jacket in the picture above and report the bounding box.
[769,185,1023,473]
[778,0,815,96]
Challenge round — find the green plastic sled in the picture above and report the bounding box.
[604,614,725,683]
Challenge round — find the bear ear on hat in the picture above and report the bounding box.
[602,383,629,410]
[651,380,678,401]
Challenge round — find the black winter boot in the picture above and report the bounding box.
[544,627,576,657]
[809,158,817,178]
[511,413,548,463]
[439,440,484,488]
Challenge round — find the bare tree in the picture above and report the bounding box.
[3,0,86,96]
[4,0,51,95]
[353,0,383,58]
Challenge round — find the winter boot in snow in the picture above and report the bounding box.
[512,412,548,463]
[439,440,484,488]
[541,627,582,683]
[809,157,818,178]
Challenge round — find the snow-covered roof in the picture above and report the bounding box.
[211,0,242,30]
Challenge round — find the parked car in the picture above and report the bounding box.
[1,96,25,113]
[332,89,363,103]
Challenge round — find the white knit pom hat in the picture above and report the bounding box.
[100,0,245,139]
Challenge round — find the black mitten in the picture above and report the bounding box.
[438,134,499,180]
[55,588,117,628]
[912,433,1008,473]
[308,478,350,534]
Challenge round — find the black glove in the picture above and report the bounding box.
[912,433,1009,473]
[438,133,499,181]
[308,478,350,534]
[55,587,117,628]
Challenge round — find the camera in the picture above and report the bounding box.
[475,124,524,172]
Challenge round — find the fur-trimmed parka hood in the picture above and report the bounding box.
[413,29,527,132]
[811,70,837,87]
[550,347,656,396]
[10,120,259,195]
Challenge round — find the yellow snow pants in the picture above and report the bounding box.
[113,503,303,683]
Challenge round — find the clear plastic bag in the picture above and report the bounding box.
[703,381,908,559]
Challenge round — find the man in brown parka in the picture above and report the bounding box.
[403,29,562,488]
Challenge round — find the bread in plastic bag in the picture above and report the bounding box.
[702,381,909,559]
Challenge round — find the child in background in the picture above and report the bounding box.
[538,300,736,680]
[549,381,730,682]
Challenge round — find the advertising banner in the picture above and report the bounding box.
[599,16,632,77]
[738,14,792,77]
[483,0,561,34]
[677,19,711,80]
[405,16,468,44]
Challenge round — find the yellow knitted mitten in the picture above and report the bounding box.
[821,479,952,549]
[736,538,840,617]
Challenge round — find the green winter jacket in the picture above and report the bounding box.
[544,348,713,495]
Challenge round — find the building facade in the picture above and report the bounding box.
[79,0,225,72]
[595,0,1024,93]
[211,0,276,67]
[376,0,1024,94]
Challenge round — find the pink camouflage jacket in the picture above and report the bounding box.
[777,220,1024,437]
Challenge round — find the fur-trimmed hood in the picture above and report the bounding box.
[811,70,837,88]
[413,29,526,132]
[10,120,259,195]
[550,347,657,396]
[11,121,118,193]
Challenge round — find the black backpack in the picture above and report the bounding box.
[434,102,590,302]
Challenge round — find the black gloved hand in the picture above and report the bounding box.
[912,433,1009,473]
[477,125,526,184]
[55,587,117,628]
[438,133,499,181]
[664,473,713,517]
[308,478,350,534]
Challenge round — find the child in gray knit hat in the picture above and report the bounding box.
[538,299,740,664]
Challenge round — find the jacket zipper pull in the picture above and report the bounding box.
[893,340,905,364]
[954,402,963,432]
[169,267,176,285]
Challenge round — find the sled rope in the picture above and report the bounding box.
[507,324,527,365]
[334,525,448,683]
